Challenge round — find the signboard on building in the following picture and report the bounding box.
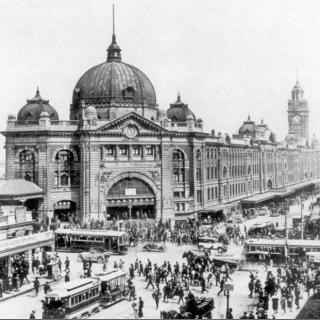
[125,188,136,196]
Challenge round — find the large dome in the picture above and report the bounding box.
[70,34,156,120]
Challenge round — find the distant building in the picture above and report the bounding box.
[2,25,320,225]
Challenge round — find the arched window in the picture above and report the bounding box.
[210,148,214,160]
[196,149,202,182]
[207,148,210,160]
[223,167,228,178]
[173,149,185,183]
[54,150,77,187]
[19,150,36,183]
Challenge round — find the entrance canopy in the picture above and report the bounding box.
[0,179,43,201]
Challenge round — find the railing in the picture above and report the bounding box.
[50,120,79,126]
[0,231,54,252]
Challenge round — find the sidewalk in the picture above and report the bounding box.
[0,273,60,303]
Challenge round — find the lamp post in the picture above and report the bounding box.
[226,289,230,318]
[224,283,233,318]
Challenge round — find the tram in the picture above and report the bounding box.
[54,229,129,255]
[42,269,128,319]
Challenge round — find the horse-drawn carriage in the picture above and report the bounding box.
[160,293,214,319]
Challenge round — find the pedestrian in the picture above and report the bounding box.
[177,285,184,304]
[138,296,144,318]
[248,279,254,298]
[29,310,36,319]
[145,273,154,289]
[217,277,225,296]
[226,308,233,319]
[0,278,3,298]
[43,282,51,294]
[201,277,208,294]
[64,257,70,273]
[287,293,293,312]
[294,286,301,309]
[272,293,279,314]
[65,272,70,282]
[33,277,40,296]
[57,258,62,274]
[248,311,255,319]
[280,295,286,315]
[152,288,161,310]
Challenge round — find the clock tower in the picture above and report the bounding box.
[287,80,309,144]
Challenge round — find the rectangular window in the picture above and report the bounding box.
[207,167,210,180]
[106,146,114,155]
[181,203,185,211]
[207,188,210,200]
[132,146,141,156]
[119,146,128,155]
[145,146,153,155]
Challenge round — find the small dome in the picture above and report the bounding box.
[85,106,98,120]
[17,88,59,122]
[166,93,196,122]
[239,115,255,136]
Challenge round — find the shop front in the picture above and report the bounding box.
[0,231,54,287]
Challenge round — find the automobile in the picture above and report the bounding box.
[77,248,110,264]
[257,207,269,216]
[198,237,227,253]
[270,210,280,217]
[142,243,167,252]
[211,256,240,272]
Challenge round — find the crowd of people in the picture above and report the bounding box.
[239,265,320,319]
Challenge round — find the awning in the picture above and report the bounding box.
[242,179,320,205]
[0,179,43,201]
[241,192,279,204]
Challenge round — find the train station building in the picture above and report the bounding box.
[2,28,320,225]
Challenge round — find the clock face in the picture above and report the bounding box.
[124,125,138,138]
[293,115,301,124]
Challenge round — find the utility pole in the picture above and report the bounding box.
[301,193,304,240]
[285,199,289,267]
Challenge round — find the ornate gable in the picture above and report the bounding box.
[93,112,170,137]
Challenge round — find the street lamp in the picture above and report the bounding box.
[224,283,233,318]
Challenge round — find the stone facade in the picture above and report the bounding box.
[2,33,320,224]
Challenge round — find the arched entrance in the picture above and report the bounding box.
[54,200,76,222]
[106,177,155,220]
[267,179,273,190]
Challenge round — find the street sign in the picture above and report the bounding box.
[224,283,234,291]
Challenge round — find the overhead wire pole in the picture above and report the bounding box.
[301,193,304,240]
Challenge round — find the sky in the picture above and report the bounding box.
[1,0,320,165]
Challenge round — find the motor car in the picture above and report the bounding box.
[257,207,269,216]
[142,243,167,252]
[211,256,240,272]
[197,237,227,253]
[270,210,280,217]
[77,248,110,263]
